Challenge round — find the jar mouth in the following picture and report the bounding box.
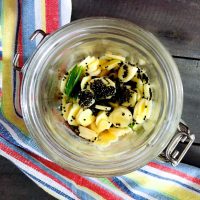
[21,17,183,177]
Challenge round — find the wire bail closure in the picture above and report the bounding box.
[13,29,48,72]
[160,121,195,166]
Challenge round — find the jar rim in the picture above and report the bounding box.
[21,17,183,177]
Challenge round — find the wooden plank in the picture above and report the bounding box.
[72,0,200,59]
[175,58,200,143]
[179,144,200,168]
[0,156,55,200]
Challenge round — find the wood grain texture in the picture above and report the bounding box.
[179,144,200,168]
[0,156,55,200]
[72,0,200,59]
[175,58,200,143]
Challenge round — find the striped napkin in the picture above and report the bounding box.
[0,1,200,199]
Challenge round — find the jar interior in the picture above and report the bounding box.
[23,18,182,176]
[37,34,165,162]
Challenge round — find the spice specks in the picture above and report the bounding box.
[122,65,128,78]
[78,90,95,107]
[90,79,116,99]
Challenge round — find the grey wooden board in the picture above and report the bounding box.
[179,144,200,167]
[0,156,55,200]
[175,58,200,143]
[72,0,200,59]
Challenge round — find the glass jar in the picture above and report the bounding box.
[18,17,193,177]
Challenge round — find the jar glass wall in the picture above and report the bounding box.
[21,18,183,177]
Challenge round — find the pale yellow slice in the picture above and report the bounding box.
[81,76,91,90]
[76,108,95,126]
[94,131,118,147]
[67,104,81,126]
[62,103,72,121]
[109,106,132,128]
[108,127,132,137]
[118,65,138,82]
[79,126,98,140]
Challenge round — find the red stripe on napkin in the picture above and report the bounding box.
[45,0,59,33]
[148,162,200,185]
[0,143,79,199]
[30,152,123,200]
[17,0,23,110]
[17,3,24,66]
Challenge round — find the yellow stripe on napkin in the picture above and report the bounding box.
[41,0,46,32]
[2,0,28,135]
[126,171,199,199]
